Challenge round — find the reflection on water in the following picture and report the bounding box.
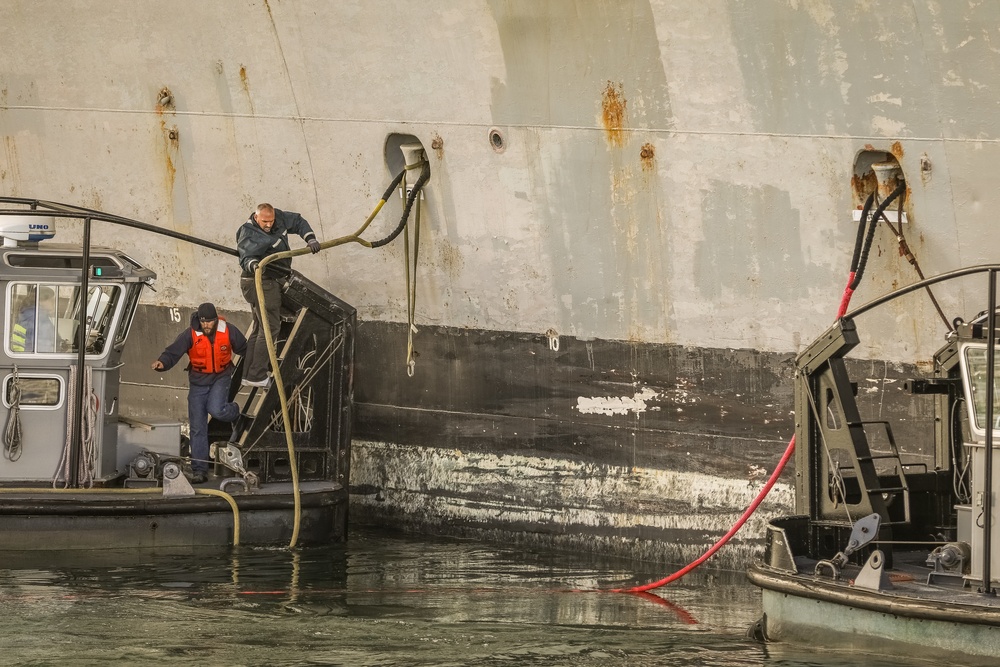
[0,528,939,666]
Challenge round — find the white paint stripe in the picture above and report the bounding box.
[352,440,794,537]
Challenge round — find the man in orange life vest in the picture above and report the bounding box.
[151,303,248,484]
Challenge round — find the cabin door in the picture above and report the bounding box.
[0,370,70,481]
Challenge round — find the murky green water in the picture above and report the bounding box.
[0,528,940,666]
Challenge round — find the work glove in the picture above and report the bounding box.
[308,239,321,254]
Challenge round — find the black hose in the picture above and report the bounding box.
[849,182,906,291]
[850,193,876,274]
[370,162,431,249]
[380,168,407,203]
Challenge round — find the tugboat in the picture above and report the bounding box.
[748,266,1000,661]
[0,198,354,549]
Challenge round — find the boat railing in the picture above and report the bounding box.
[0,198,241,490]
[0,197,237,257]
[842,264,1000,594]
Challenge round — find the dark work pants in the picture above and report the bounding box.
[188,371,240,474]
[240,275,282,382]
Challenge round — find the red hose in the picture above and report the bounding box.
[611,276,856,593]
[836,273,856,318]
[612,434,795,593]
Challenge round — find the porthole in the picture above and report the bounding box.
[488,128,505,153]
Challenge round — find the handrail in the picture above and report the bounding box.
[848,263,1000,594]
[0,198,237,257]
[847,264,1000,320]
[982,270,996,595]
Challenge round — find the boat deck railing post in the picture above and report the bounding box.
[983,269,996,595]
[68,216,92,489]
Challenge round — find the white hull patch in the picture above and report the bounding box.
[351,440,794,566]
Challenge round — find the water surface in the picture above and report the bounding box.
[0,528,941,666]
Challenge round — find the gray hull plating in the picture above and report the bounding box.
[3,1,996,562]
[755,580,1000,665]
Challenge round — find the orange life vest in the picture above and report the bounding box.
[189,318,232,374]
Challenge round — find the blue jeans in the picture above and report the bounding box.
[188,372,240,473]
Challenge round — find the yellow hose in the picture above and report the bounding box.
[195,488,241,546]
[253,192,398,548]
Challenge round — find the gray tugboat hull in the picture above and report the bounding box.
[0,482,348,550]
[750,565,1000,663]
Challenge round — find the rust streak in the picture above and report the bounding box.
[890,141,904,159]
[3,136,19,191]
[851,171,878,206]
[159,119,176,195]
[86,189,103,212]
[601,81,628,147]
[919,153,932,186]
[239,65,255,115]
[640,143,655,172]
[155,86,174,114]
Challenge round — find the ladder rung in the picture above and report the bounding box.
[856,454,901,462]
[867,488,907,495]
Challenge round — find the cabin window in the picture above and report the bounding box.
[113,284,142,349]
[2,374,62,409]
[6,282,122,356]
[4,254,119,270]
[962,345,1000,432]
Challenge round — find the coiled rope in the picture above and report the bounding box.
[3,366,23,462]
[53,364,98,489]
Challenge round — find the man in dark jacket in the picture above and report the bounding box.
[151,303,248,483]
[236,203,321,387]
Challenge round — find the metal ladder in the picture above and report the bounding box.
[230,307,309,447]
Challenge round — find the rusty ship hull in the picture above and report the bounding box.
[2,1,998,565]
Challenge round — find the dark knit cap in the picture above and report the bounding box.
[197,302,218,321]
